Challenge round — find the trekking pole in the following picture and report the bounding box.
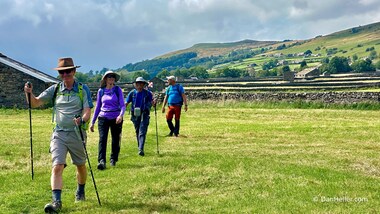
[154,105,159,155]
[75,115,101,206]
[27,82,34,180]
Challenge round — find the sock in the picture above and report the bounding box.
[52,189,62,202]
[77,183,85,194]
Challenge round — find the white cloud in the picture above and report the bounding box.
[0,0,379,75]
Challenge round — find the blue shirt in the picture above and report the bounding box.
[166,84,185,106]
[125,89,153,112]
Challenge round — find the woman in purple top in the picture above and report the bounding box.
[90,71,125,170]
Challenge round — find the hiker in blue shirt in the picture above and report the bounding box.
[162,76,188,137]
[125,77,155,156]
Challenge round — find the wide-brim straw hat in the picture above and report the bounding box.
[102,71,121,82]
[53,57,81,70]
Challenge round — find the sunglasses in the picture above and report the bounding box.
[58,69,73,75]
[107,75,116,78]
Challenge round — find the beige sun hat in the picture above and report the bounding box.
[102,71,120,82]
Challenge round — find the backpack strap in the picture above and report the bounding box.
[52,82,85,128]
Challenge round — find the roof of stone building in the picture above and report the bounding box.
[0,53,59,83]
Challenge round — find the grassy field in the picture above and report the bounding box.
[1,101,380,213]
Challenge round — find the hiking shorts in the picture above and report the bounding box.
[166,105,182,120]
[50,131,86,167]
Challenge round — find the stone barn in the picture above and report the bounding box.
[149,77,166,92]
[0,53,59,108]
[295,66,321,79]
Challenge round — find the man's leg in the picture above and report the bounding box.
[173,106,182,137]
[166,106,175,136]
[138,113,150,155]
[44,164,64,213]
[75,164,87,201]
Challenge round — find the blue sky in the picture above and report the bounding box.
[1,0,379,77]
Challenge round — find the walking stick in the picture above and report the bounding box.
[75,115,101,206]
[27,82,34,180]
[154,105,159,155]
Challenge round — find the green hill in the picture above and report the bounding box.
[117,22,380,74]
[157,39,279,59]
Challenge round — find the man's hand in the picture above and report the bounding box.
[73,116,82,126]
[24,82,33,94]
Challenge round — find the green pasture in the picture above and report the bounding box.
[0,101,379,213]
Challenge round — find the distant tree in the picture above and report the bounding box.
[132,70,150,80]
[75,72,88,83]
[351,59,375,72]
[262,59,278,70]
[190,66,209,79]
[314,46,321,51]
[328,56,352,73]
[276,44,286,50]
[369,50,377,60]
[156,69,171,79]
[304,50,312,55]
[300,60,307,69]
[365,47,375,52]
[321,57,329,64]
[282,65,290,72]
[352,54,358,61]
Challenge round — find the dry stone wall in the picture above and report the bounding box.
[184,91,380,104]
[153,91,380,104]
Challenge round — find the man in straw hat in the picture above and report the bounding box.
[125,77,156,156]
[24,57,93,213]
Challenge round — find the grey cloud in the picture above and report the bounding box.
[0,0,379,75]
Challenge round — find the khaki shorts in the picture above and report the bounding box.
[50,130,87,166]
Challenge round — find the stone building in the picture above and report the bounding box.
[295,66,321,79]
[0,53,59,108]
[149,77,166,92]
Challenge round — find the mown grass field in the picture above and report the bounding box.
[1,101,380,213]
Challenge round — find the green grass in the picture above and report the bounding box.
[1,102,380,213]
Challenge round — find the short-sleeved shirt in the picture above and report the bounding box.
[38,81,93,131]
[125,89,153,112]
[166,84,185,106]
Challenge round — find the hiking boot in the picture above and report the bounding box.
[110,159,116,167]
[138,150,145,156]
[44,200,62,213]
[166,132,173,137]
[97,160,106,170]
[75,191,85,202]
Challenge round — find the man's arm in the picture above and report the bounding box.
[24,83,44,108]
[182,93,188,112]
[161,95,168,113]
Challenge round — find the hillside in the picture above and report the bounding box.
[157,39,279,59]
[116,21,380,74]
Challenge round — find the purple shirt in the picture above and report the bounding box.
[91,86,125,124]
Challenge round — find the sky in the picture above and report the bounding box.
[1,0,380,77]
